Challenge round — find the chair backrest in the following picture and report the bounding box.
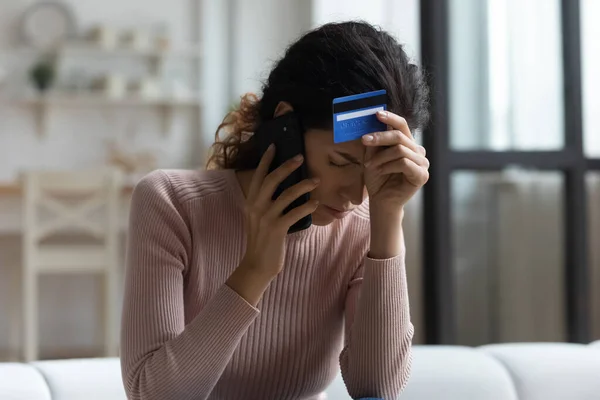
[21,168,123,273]
[21,168,123,244]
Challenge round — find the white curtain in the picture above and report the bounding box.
[588,175,600,339]
[453,171,566,344]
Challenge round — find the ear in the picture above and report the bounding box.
[273,101,294,118]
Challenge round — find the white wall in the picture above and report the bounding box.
[200,0,233,156]
[0,0,229,359]
[228,0,421,98]
[230,0,312,98]
[311,0,420,61]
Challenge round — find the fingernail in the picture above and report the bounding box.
[377,110,387,119]
[312,177,320,184]
[364,160,371,168]
[363,134,374,142]
[294,154,304,162]
[268,143,275,151]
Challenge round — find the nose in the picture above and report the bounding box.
[340,174,366,206]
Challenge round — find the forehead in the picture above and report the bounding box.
[305,128,365,159]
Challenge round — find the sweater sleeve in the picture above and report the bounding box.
[120,170,260,400]
[339,244,414,400]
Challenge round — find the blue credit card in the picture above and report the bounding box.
[332,89,387,143]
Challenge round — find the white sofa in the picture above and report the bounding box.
[2,343,599,400]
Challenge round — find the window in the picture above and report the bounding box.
[449,0,564,150]
[452,171,565,345]
[421,0,592,344]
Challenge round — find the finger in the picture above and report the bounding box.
[248,144,275,202]
[256,153,304,206]
[363,129,423,153]
[366,145,429,170]
[363,142,377,166]
[362,129,425,155]
[375,110,413,139]
[279,199,320,229]
[378,158,430,186]
[267,178,320,218]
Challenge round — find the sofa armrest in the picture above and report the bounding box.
[0,362,51,400]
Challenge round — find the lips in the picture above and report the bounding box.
[322,205,352,219]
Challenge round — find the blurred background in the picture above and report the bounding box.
[0,0,598,361]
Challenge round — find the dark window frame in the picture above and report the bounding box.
[420,0,594,344]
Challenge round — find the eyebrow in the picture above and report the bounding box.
[334,151,361,165]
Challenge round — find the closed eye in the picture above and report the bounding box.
[333,151,362,166]
[329,159,351,168]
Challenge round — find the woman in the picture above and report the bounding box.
[120,21,429,400]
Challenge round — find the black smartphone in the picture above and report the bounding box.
[255,112,312,233]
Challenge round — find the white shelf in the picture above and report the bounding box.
[19,42,203,59]
[9,40,203,138]
[2,93,202,137]
[14,93,202,107]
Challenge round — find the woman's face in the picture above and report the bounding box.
[273,102,368,226]
[303,128,368,225]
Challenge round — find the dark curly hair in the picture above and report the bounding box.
[207,20,430,170]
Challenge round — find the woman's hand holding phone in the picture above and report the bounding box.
[226,144,320,306]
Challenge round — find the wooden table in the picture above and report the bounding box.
[0,183,25,196]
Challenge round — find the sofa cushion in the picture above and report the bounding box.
[325,346,518,400]
[481,343,600,400]
[32,358,126,400]
[400,346,518,400]
[0,362,51,400]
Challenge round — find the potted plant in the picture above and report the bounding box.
[29,57,56,93]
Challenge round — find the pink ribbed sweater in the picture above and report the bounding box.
[120,169,413,400]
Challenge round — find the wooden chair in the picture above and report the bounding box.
[20,168,123,361]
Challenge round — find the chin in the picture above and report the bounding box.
[310,207,338,226]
